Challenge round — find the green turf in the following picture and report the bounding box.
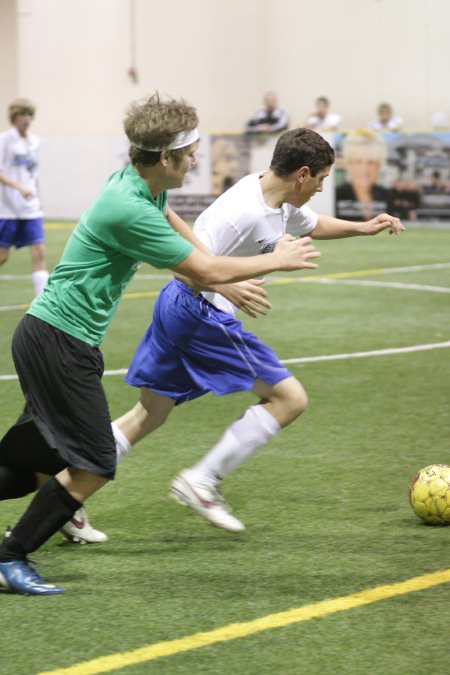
[0,224,449,675]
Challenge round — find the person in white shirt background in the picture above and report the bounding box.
[368,102,403,132]
[0,98,49,297]
[304,97,341,132]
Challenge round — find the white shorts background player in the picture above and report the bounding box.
[92,128,406,534]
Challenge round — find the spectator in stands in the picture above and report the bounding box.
[336,129,392,221]
[368,103,403,132]
[304,97,341,131]
[245,91,289,134]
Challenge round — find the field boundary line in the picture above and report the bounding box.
[281,340,450,364]
[37,567,450,675]
[2,261,449,286]
[1,272,449,313]
[1,341,449,382]
[308,278,450,294]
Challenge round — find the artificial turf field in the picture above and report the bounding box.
[0,223,449,675]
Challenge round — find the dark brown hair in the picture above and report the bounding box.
[270,128,335,177]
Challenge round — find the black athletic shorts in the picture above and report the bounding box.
[0,314,116,479]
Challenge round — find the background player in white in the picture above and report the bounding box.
[0,98,49,297]
[103,128,405,533]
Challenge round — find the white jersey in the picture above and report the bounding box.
[193,172,318,314]
[0,126,42,219]
[306,112,341,130]
[368,116,403,132]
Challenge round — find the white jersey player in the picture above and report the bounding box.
[72,128,406,535]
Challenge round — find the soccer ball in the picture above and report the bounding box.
[409,464,450,525]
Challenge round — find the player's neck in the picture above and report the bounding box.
[259,171,292,209]
[13,125,28,138]
[134,164,165,197]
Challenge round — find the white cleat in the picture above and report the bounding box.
[60,506,108,544]
[170,469,245,532]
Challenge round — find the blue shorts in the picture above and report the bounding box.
[0,217,44,249]
[125,279,292,404]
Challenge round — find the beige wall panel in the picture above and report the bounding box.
[11,0,450,135]
[0,0,18,122]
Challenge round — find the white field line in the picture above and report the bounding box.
[368,261,450,274]
[0,263,449,313]
[1,341,449,381]
[1,261,449,284]
[281,341,450,364]
[312,278,450,293]
[0,303,29,312]
[0,274,30,280]
[0,273,172,282]
[267,261,450,283]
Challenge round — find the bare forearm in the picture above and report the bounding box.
[312,215,368,239]
[313,214,405,239]
[172,236,320,286]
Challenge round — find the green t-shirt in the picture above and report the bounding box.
[28,164,193,346]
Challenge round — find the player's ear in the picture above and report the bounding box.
[160,150,170,166]
[297,166,310,183]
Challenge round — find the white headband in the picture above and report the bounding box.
[133,128,199,152]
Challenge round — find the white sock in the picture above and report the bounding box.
[112,422,131,461]
[31,269,49,296]
[190,405,281,483]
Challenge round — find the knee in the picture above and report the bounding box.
[285,384,308,422]
[0,249,9,265]
[271,380,308,427]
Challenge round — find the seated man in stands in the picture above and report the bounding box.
[245,92,289,134]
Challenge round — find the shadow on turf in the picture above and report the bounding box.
[56,532,246,556]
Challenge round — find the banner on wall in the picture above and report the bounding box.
[168,134,251,220]
[168,136,215,220]
[334,130,450,222]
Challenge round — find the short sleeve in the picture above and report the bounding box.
[102,203,193,269]
[285,204,318,236]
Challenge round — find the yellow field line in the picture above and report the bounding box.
[1,266,445,310]
[121,290,159,300]
[264,269,384,284]
[38,568,450,675]
[44,222,76,230]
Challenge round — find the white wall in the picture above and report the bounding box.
[0,0,17,123]
[10,0,450,135]
[2,0,450,218]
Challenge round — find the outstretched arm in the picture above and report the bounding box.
[171,235,321,286]
[312,213,405,239]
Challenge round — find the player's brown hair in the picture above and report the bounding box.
[8,98,36,124]
[270,128,335,177]
[124,92,199,167]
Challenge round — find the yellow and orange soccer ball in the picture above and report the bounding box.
[409,464,450,525]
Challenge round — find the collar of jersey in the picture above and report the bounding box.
[126,164,161,204]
